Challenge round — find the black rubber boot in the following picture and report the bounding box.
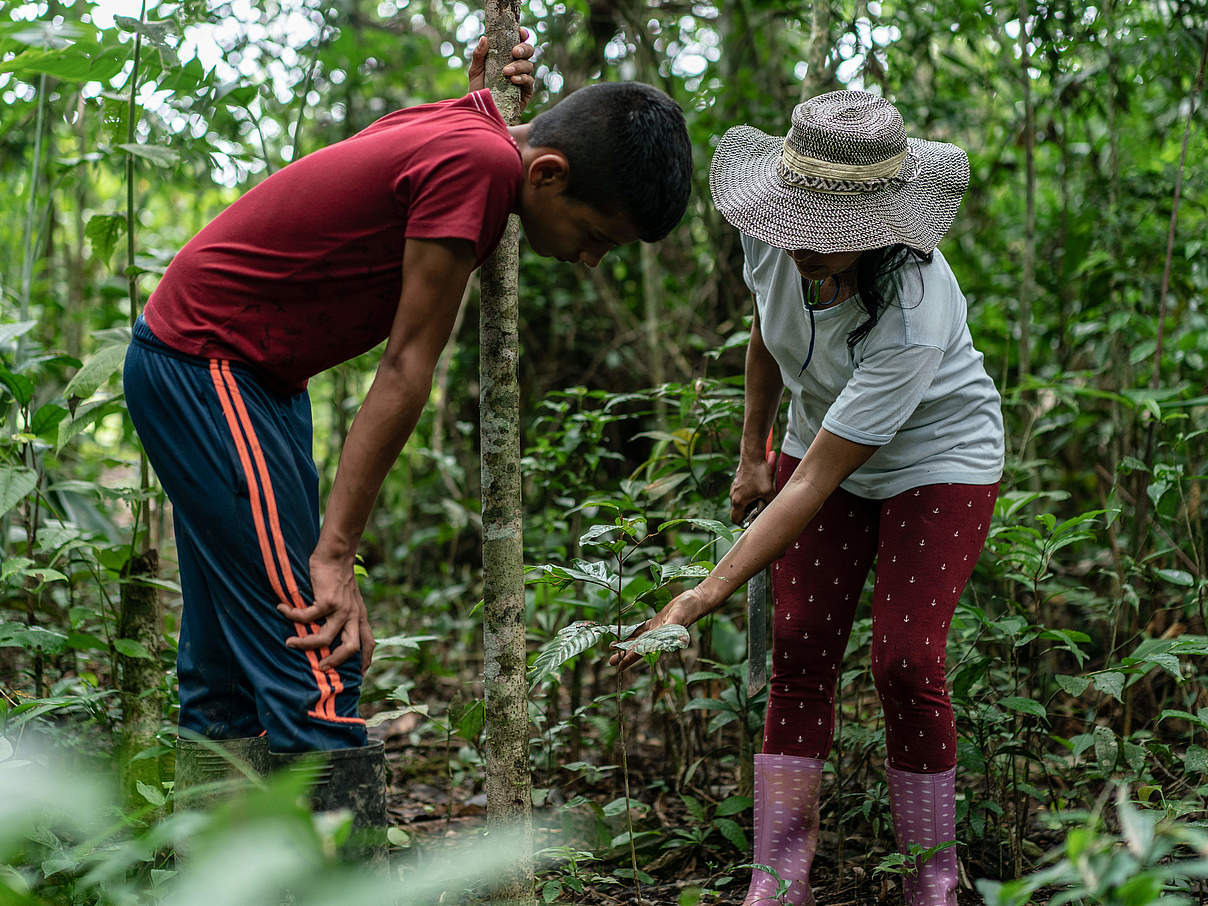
[173,735,271,811]
[271,740,388,865]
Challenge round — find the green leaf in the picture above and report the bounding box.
[657,517,734,541]
[1093,725,1119,771]
[84,213,127,267]
[451,699,485,742]
[1054,674,1090,697]
[714,795,752,817]
[578,523,621,547]
[116,143,180,168]
[0,320,37,348]
[999,696,1047,720]
[364,704,428,728]
[57,398,124,451]
[0,43,126,81]
[714,817,747,851]
[1154,568,1194,587]
[136,780,165,807]
[1185,746,1208,774]
[1090,672,1125,701]
[529,621,616,684]
[30,404,68,441]
[64,343,128,404]
[1157,709,1208,732]
[0,625,69,654]
[0,465,38,520]
[114,638,153,660]
[612,623,690,656]
[0,367,35,407]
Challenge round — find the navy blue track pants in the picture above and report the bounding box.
[124,317,367,752]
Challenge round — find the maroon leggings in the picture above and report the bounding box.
[761,453,998,773]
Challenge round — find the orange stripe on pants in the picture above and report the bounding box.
[208,360,341,722]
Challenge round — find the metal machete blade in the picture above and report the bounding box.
[747,566,769,696]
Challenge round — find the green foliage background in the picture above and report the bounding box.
[1,0,1206,902]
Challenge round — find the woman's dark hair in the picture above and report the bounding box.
[847,245,933,348]
[527,82,693,242]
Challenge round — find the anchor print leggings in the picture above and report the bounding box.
[761,453,999,774]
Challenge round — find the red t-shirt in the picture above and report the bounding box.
[145,90,521,394]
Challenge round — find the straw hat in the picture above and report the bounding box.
[709,90,969,253]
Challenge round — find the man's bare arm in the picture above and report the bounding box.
[284,238,477,669]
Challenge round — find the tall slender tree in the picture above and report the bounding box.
[478,3,533,904]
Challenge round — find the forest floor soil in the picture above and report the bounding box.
[382,737,1019,905]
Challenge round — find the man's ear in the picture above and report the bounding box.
[527,151,570,190]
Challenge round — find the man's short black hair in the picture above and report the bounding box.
[528,82,692,242]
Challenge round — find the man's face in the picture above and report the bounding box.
[519,192,640,267]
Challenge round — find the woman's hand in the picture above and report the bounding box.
[729,452,777,525]
[609,590,703,672]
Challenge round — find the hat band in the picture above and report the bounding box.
[778,140,909,195]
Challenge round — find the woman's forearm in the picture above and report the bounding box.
[740,306,784,462]
[692,428,879,621]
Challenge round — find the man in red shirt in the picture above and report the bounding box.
[123,35,692,835]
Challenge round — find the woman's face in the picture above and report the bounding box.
[786,248,863,281]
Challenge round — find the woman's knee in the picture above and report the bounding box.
[871,645,944,701]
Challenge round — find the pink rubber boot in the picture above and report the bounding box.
[743,753,823,906]
[886,765,959,906]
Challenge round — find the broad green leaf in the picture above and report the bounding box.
[64,343,128,403]
[1,557,34,581]
[1093,725,1118,771]
[999,696,1047,720]
[0,367,35,407]
[1115,787,1154,856]
[116,143,180,167]
[136,780,165,807]
[602,796,646,818]
[1154,568,1194,587]
[1090,672,1125,701]
[364,704,428,728]
[714,817,747,851]
[1185,746,1208,774]
[30,404,68,441]
[715,795,752,817]
[0,320,37,348]
[1054,674,1090,697]
[659,563,710,583]
[84,213,126,266]
[0,43,125,81]
[0,625,69,654]
[682,697,728,712]
[529,621,616,684]
[451,699,485,742]
[612,623,690,656]
[578,523,622,549]
[114,638,153,660]
[657,517,733,541]
[1157,709,1208,731]
[0,466,38,520]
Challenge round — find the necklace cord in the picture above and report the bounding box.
[798,279,839,375]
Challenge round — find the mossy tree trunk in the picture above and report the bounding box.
[479,3,533,904]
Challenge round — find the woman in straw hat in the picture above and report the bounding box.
[615,91,1004,905]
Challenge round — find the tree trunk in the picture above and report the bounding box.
[479,3,533,904]
[118,549,164,801]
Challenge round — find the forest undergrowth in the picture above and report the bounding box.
[3,0,1208,903]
